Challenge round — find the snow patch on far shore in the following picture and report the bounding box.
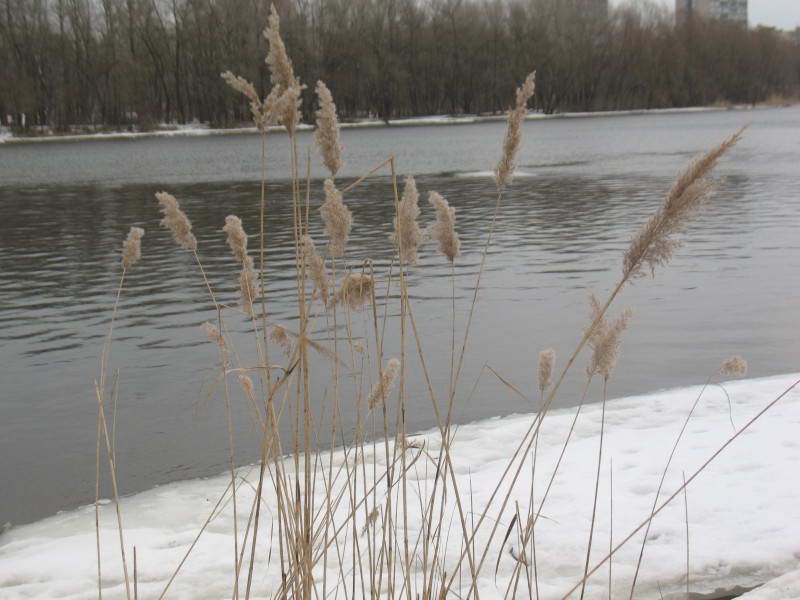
[0,105,746,145]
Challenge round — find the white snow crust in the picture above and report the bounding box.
[1,373,799,599]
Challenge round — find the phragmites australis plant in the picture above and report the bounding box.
[89,8,775,600]
[121,226,144,270]
[156,191,197,251]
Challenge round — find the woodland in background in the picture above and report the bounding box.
[2,0,799,132]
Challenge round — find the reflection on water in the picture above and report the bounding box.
[1,108,799,527]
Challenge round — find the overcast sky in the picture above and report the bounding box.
[612,0,800,29]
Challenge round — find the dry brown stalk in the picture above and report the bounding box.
[330,273,374,310]
[367,358,401,410]
[537,349,555,394]
[425,191,460,262]
[495,72,536,191]
[391,176,423,264]
[720,356,748,376]
[314,81,343,177]
[623,128,744,279]
[319,179,352,258]
[121,227,144,269]
[156,191,197,250]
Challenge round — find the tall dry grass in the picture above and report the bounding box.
[89,7,800,600]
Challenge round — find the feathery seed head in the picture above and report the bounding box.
[368,358,401,410]
[719,356,747,377]
[156,191,197,251]
[121,226,144,269]
[425,191,460,262]
[276,83,304,135]
[315,80,343,177]
[223,215,250,263]
[538,349,556,394]
[319,179,352,258]
[586,294,632,381]
[623,128,744,280]
[238,374,255,398]
[300,235,329,304]
[201,321,226,350]
[263,5,296,91]
[270,324,293,357]
[390,176,423,264]
[330,272,374,310]
[495,71,536,191]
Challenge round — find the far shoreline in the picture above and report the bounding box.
[1,102,793,146]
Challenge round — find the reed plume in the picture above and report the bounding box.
[623,128,744,280]
[220,71,277,132]
[315,81,343,177]
[238,374,255,398]
[330,273,374,310]
[586,294,632,381]
[537,349,555,394]
[270,324,293,357]
[719,356,748,376]
[263,5,296,91]
[495,72,536,191]
[390,176,423,264]
[223,215,258,317]
[201,322,226,350]
[425,191,460,262]
[121,227,144,269]
[156,192,197,251]
[320,179,352,258]
[368,358,401,410]
[300,235,330,304]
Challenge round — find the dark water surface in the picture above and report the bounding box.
[1,108,799,527]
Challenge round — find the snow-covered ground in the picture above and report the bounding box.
[1,373,798,599]
[0,106,732,145]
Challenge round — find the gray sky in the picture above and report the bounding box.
[612,0,800,29]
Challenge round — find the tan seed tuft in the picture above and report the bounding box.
[425,192,460,262]
[223,215,258,317]
[330,273,374,310]
[201,322,226,350]
[719,356,748,377]
[586,294,632,381]
[495,72,536,191]
[319,179,352,258]
[537,349,556,394]
[367,358,401,410]
[121,226,144,269]
[156,191,197,251]
[269,324,293,357]
[301,235,329,304]
[390,176,423,264]
[314,81,343,177]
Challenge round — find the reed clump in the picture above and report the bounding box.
[91,9,767,600]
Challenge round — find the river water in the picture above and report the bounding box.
[1,107,798,528]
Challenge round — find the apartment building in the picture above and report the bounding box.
[676,0,748,25]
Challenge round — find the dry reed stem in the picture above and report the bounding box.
[156,192,197,250]
[315,81,343,177]
[391,176,423,264]
[720,356,748,376]
[121,227,144,269]
[495,72,536,191]
[537,349,555,394]
[320,179,352,258]
[624,128,744,279]
[426,192,460,262]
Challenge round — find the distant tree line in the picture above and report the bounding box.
[1,0,798,132]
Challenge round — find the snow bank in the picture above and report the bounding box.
[1,373,798,599]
